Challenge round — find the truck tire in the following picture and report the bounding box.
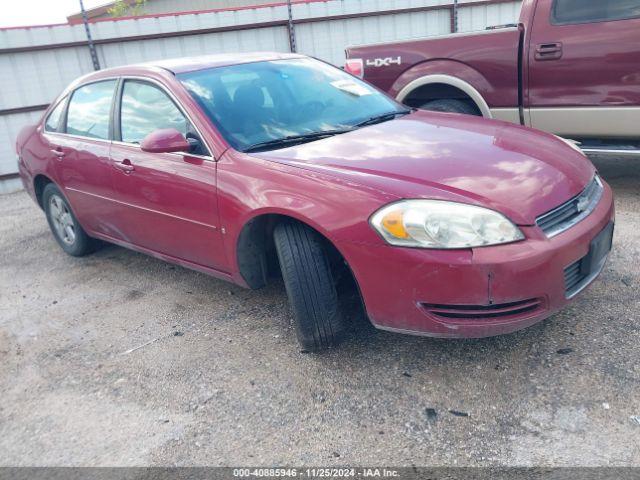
[273,221,346,351]
[419,99,480,116]
[43,183,98,257]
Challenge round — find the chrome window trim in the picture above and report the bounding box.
[43,132,214,162]
[44,74,216,161]
[110,139,214,161]
[536,175,603,238]
[43,131,112,145]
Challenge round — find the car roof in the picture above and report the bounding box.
[61,52,307,98]
[149,52,305,74]
[85,51,305,78]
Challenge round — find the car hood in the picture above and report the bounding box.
[254,111,596,225]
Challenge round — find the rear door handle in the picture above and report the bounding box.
[51,148,65,159]
[114,159,135,174]
[535,42,563,61]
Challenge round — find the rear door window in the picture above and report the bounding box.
[66,80,117,140]
[551,0,640,24]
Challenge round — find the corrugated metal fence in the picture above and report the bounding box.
[0,0,521,189]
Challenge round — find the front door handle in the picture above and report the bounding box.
[114,159,135,174]
[535,42,563,61]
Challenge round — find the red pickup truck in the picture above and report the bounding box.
[345,0,640,157]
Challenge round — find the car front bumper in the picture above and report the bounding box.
[337,180,615,338]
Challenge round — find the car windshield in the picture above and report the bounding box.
[178,57,408,152]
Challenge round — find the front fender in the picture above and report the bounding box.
[216,150,397,283]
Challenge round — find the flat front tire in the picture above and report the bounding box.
[43,183,98,257]
[273,221,346,351]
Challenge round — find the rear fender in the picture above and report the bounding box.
[16,124,38,157]
[390,60,494,118]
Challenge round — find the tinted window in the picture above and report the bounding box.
[66,81,116,140]
[552,0,640,24]
[178,58,404,152]
[120,81,188,144]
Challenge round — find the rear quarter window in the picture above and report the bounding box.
[44,98,66,132]
[551,0,640,25]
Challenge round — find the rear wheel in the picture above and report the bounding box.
[419,98,480,116]
[43,183,98,257]
[273,221,346,351]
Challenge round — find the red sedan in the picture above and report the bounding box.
[17,53,614,351]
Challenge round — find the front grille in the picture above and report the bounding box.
[564,260,585,296]
[421,298,543,321]
[536,176,603,237]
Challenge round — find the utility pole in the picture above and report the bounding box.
[79,0,101,70]
[286,0,297,53]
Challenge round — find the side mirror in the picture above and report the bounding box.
[140,128,190,154]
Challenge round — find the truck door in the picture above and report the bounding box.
[526,0,640,139]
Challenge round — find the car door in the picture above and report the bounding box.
[527,0,640,138]
[108,78,227,271]
[48,79,120,235]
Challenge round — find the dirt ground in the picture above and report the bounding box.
[1,156,639,467]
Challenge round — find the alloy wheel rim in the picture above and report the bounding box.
[49,194,76,246]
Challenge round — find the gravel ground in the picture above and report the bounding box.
[0,156,639,467]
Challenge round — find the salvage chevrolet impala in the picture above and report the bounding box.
[16,53,614,351]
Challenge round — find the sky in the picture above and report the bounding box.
[1,0,110,28]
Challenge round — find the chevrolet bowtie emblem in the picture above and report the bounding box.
[577,195,590,213]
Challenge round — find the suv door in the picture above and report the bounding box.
[527,0,640,139]
[109,78,227,271]
[48,79,119,235]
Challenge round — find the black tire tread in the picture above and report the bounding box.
[274,221,345,351]
[420,98,480,116]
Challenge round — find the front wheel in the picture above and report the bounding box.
[43,183,98,257]
[273,221,346,351]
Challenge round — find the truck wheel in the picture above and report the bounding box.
[43,183,98,257]
[273,221,346,351]
[419,99,480,116]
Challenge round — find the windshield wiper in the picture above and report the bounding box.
[242,129,353,153]
[353,109,413,128]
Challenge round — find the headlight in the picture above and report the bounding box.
[370,200,524,249]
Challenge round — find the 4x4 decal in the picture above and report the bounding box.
[366,56,402,67]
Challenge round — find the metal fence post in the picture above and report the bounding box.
[79,0,101,70]
[286,0,297,53]
[453,0,459,33]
